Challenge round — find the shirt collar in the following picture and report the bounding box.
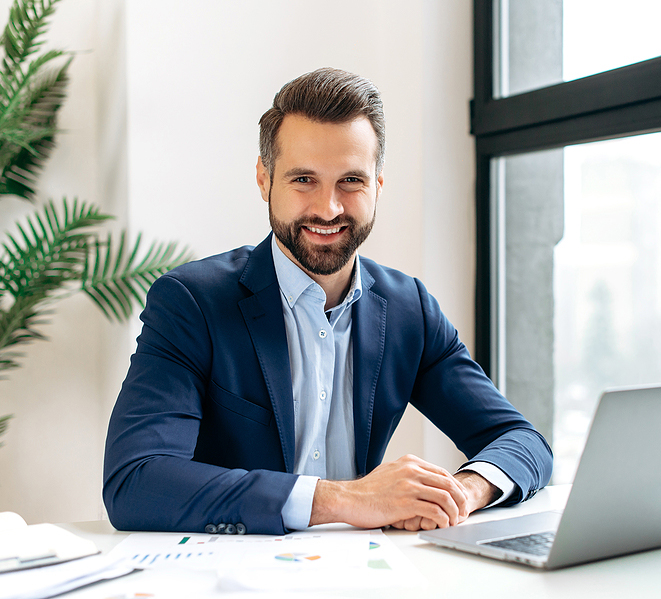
[271,234,363,310]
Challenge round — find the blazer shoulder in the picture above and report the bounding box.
[140,245,258,318]
[358,256,450,344]
[359,255,427,300]
[166,245,255,287]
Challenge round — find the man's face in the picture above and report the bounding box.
[256,114,383,277]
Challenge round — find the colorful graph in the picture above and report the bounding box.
[275,552,321,562]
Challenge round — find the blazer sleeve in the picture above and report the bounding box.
[102,272,297,535]
[410,279,553,504]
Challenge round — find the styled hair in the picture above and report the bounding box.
[259,67,385,176]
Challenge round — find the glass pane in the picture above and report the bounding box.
[554,133,661,482]
[495,0,661,98]
[493,133,661,484]
[564,1,661,82]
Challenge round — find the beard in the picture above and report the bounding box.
[269,200,376,276]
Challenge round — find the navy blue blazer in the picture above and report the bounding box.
[103,235,552,535]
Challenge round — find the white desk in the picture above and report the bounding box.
[61,486,661,599]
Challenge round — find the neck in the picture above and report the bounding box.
[275,238,355,311]
[313,262,355,311]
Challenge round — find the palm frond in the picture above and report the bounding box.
[81,232,193,322]
[0,57,69,198]
[0,292,47,351]
[0,198,112,300]
[0,48,65,116]
[0,198,112,370]
[0,59,69,198]
[0,198,192,370]
[1,0,60,74]
[0,414,12,443]
[0,0,69,201]
[0,295,57,372]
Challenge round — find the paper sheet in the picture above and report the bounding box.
[0,512,28,533]
[108,528,425,592]
[0,554,136,599]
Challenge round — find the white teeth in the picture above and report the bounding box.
[307,226,341,235]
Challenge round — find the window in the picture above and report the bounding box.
[494,0,661,98]
[472,0,661,482]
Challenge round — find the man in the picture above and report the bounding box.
[103,68,552,535]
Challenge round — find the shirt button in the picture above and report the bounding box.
[313,449,321,460]
[319,329,327,338]
[319,390,327,400]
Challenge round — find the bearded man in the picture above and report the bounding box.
[103,68,552,535]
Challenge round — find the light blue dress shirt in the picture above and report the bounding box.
[271,237,513,530]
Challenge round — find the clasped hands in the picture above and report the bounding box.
[310,454,499,531]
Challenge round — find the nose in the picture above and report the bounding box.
[311,185,344,222]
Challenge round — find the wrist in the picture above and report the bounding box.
[309,479,347,526]
[454,470,502,513]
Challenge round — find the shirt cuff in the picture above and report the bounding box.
[457,462,515,508]
[281,475,320,531]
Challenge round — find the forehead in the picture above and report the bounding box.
[274,114,379,171]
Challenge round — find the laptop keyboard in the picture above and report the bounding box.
[483,531,556,556]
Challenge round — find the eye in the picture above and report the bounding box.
[294,176,312,184]
[340,177,364,190]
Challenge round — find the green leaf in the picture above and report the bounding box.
[0,197,193,371]
[0,0,70,201]
[1,1,61,74]
[81,232,193,323]
[0,4,194,380]
[0,414,12,443]
[0,198,111,300]
[0,198,113,369]
[0,57,70,200]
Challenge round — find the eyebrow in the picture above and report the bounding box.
[282,167,372,181]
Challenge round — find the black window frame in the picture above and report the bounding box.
[472,0,661,377]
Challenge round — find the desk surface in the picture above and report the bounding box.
[61,486,661,599]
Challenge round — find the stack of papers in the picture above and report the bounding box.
[0,554,136,599]
[0,512,98,572]
[0,512,136,599]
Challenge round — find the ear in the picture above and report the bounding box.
[375,169,384,201]
[256,157,271,203]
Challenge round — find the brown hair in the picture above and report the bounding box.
[259,67,385,176]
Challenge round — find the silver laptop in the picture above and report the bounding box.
[419,385,661,569]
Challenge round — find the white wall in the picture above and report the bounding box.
[0,0,473,523]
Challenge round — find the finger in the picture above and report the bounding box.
[398,457,469,504]
[413,479,466,524]
[386,455,469,508]
[387,501,451,530]
[416,499,452,528]
[419,517,439,531]
[387,496,452,530]
[400,455,456,481]
[401,517,440,531]
[404,517,422,531]
[401,511,447,531]
[423,469,469,503]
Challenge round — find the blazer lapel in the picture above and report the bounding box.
[238,236,296,473]
[352,263,387,476]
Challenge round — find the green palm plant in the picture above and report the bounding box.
[1,0,68,199]
[0,0,192,441]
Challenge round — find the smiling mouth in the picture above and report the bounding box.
[303,225,347,236]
